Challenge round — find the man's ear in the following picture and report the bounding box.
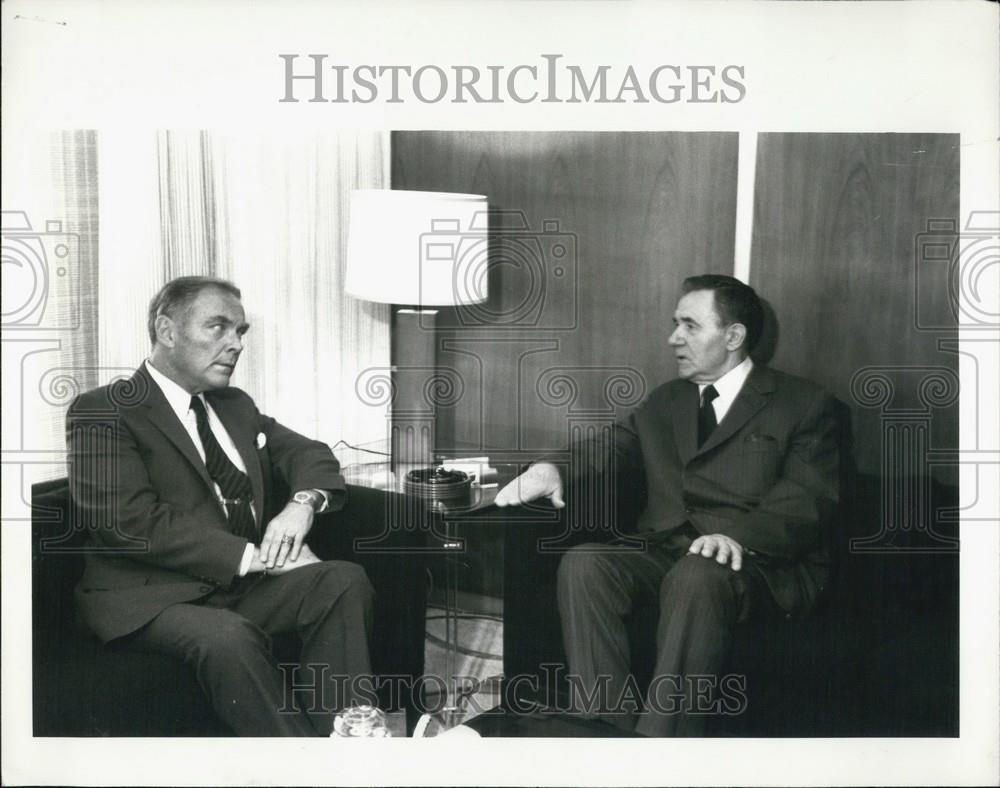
[726,323,747,352]
[154,314,176,348]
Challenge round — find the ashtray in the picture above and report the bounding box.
[403,466,473,502]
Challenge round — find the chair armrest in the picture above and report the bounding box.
[31,479,85,632]
[308,484,426,560]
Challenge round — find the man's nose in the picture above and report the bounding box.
[668,328,682,346]
[227,332,243,353]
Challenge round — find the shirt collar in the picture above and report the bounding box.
[698,355,754,400]
[144,359,203,423]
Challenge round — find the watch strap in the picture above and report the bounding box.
[292,489,323,512]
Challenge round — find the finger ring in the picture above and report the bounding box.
[281,535,293,545]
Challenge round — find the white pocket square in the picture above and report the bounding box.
[256,432,267,449]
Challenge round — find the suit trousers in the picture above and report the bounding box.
[127,560,375,736]
[557,539,767,737]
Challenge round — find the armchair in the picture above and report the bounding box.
[31,478,427,736]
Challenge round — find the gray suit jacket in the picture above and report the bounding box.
[563,365,840,617]
[67,364,346,642]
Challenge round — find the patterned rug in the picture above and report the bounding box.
[424,603,503,725]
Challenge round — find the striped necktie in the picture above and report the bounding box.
[189,395,257,543]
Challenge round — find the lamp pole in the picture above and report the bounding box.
[344,189,489,471]
[390,307,438,472]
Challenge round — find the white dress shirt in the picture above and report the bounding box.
[698,356,754,425]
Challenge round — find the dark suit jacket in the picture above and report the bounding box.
[67,364,346,643]
[562,364,840,618]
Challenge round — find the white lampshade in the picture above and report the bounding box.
[345,189,489,306]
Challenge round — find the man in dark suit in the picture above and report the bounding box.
[68,276,374,736]
[496,274,840,736]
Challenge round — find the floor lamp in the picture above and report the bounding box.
[345,189,489,471]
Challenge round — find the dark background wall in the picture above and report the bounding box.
[751,132,960,480]
[392,131,739,457]
[393,131,958,486]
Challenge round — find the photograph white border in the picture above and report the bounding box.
[3,1,997,785]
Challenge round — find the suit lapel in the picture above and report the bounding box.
[133,366,218,498]
[207,393,265,532]
[671,382,701,466]
[696,365,775,456]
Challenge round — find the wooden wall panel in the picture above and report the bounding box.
[392,131,739,456]
[750,133,960,478]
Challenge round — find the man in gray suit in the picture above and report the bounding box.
[69,276,374,735]
[497,274,840,736]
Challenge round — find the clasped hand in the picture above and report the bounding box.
[688,533,744,571]
[252,501,317,574]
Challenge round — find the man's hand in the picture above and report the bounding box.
[250,543,321,576]
[495,462,565,509]
[259,501,315,570]
[688,533,744,571]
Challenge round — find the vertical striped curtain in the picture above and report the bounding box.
[1,129,101,497]
[206,130,392,445]
[34,129,390,476]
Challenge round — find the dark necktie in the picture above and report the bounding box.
[697,384,719,448]
[189,396,257,543]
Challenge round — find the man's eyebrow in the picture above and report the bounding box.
[203,314,250,331]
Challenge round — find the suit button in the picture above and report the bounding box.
[199,586,212,593]
[684,507,694,515]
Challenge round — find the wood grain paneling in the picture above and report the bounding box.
[750,133,960,478]
[392,131,739,455]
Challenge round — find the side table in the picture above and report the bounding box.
[343,461,517,729]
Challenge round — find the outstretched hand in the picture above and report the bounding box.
[495,462,565,509]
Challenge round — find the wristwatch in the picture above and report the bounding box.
[291,489,323,512]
